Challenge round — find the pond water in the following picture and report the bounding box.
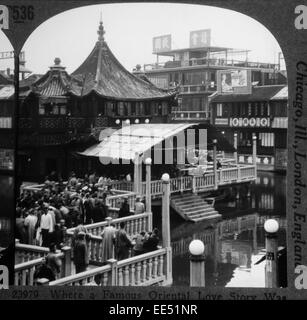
[153,171,287,287]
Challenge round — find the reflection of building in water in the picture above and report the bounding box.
[0,217,11,248]
[220,240,252,268]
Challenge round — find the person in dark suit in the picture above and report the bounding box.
[143,228,159,252]
[118,197,130,218]
[114,222,133,260]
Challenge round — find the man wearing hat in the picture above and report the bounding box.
[134,195,145,215]
[73,231,89,274]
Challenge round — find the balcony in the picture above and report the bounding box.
[144,58,278,72]
[19,117,108,131]
[172,110,211,121]
[179,84,216,94]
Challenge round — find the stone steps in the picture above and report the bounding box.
[170,193,221,223]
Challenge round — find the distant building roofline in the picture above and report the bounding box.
[154,46,250,56]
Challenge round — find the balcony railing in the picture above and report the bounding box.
[19,117,108,131]
[179,84,216,93]
[144,58,278,71]
[172,110,211,120]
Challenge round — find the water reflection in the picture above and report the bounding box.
[171,171,287,287]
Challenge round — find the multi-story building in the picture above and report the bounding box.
[0,22,176,181]
[141,30,286,123]
[210,83,287,171]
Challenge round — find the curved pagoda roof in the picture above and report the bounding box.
[31,58,81,97]
[71,21,175,101]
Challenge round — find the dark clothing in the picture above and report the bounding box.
[92,205,105,223]
[16,218,26,243]
[84,199,93,224]
[41,229,50,247]
[114,229,132,260]
[143,235,159,252]
[73,240,89,273]
[118,203,130,218]
[34,263,55,282]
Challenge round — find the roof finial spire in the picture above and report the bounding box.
[97,14,105,42]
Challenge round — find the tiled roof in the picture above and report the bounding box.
[32,67,81,97]
[211,85,286,103]
[72,24,175,101]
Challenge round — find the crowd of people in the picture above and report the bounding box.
[15,171,158,282]
[15,171,135,248]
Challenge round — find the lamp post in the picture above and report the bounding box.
[162,173,172,284]
[145,158,152,230]
[189,239,205,287]
[134,152,139,194]
[252,134,257,177]
[264,219,279,288]
[213,139,218,189]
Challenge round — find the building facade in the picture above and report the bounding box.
[141,30,286,123]
[0,22,176,181]
[210,84,288,171]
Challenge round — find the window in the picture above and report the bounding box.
[259,132,275,147]
[217,103,223,117]
[248,103,252,116]
[147,75,169,89]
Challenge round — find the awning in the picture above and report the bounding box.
[270,86,288,100]
[79,123,197,160]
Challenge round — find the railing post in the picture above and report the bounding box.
[189,240,205,287]
[192,175,197,194]
[161,173,172,285]
[107,258,118,286]
[213,139,218,190]
[61,246,72,277]
[145,158,152,213]
[264,219,279,288]
[234,132,238,164]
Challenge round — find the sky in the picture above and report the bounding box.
[0,3,284,74]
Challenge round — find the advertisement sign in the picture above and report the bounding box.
[230,117,271,127]
[189,29,211,48]
[152,34,171,53]
[0,5,9,30]
[217,69,252,94]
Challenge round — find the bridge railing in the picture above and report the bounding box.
[15,241,50,264]
[14,247,71,286]
[239,165,257,181]
[48,248,170,286]
[106,192,137,211]
[66,212,152,240]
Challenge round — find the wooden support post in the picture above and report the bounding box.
[234,132,238,164]
[264,219,279,288]
[189,240,205,287]
[252,134,257,178]
[61,246,72,277]
[145,158,152,231]
[213,139,218,190]
[107,258,118,286]
[162,173,172,285]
